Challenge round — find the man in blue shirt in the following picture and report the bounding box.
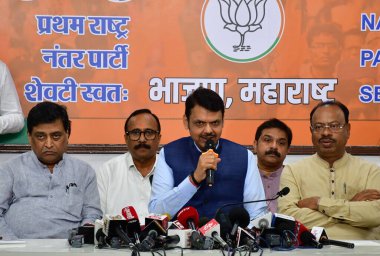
[149,87,266,220]
[0,102,102,239]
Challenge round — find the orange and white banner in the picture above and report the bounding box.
[0,0,379,146]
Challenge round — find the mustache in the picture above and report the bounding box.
[265,149,281,157]
[319,136,336,143]
[134,143,151,150]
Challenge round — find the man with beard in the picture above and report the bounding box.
[96,109,161,223]
[278,101,380,240]
[149,87,266,219]
[253,118,292,213]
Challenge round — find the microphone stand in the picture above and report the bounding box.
[214,194,281,219]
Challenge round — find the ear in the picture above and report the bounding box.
[346,122,351,139]
[253,140,258,154]
[183,115,189,130]
[27,132,32,144]
[124,133,128,144]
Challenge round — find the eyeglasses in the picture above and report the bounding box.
[310,123,346,133]
[126,129,160,141]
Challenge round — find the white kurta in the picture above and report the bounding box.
[96,152,156,225]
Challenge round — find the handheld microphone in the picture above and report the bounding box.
[204,139,216,187]
[121,206,142,244]
[177,206,199,230]
[214,187,290,217]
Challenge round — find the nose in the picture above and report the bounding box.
[204,123,213,134]
[45,137,53,148]
[321,125,332,135]
[138,132,147,142]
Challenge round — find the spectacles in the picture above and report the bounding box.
[310,123,346,133]
[126,129,160,141]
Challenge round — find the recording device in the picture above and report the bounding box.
[68,224,95,247]
[167,229,192,248]
[68,229,84,248]
[121,206,141,244]
[100,214,132,248]
[311,227,355,249]
[205,139,216,187]
[177,206,199,230]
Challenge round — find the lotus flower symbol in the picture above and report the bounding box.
[218,0,268,51]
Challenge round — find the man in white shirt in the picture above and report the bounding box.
[0,60,24,134]
[96,109,161,223]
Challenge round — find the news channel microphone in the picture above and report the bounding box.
[204,139,216,187]
[177,206,199,230]
[121,206,142,244]
[198,218,229,250]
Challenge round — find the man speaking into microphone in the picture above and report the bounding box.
[149,87,267,219]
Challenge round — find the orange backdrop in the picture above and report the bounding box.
[0,0,379,146]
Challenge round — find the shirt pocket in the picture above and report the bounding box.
[61,186,84,218]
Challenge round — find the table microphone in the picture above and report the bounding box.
[214,187,290,218]
[320,236,355,249]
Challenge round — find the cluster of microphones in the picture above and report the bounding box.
[68,187,355,253]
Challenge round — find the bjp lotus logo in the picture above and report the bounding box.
[202,0,285,63]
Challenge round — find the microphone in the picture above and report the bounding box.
[215,187,290,217]
[320,236,355,249]
[299,230,323,249]
[145,213,170,230]
[311,226,354,249]
[229,207,250,238]
[198,218,229,250]
[139,230,158,251]
[177,206,199,230]
[121,206,142,244]
[204,139,216,187]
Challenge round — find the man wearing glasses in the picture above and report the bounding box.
[278,101,380,240]
[96,109,161,223]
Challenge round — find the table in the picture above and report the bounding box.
[1,239,380,255]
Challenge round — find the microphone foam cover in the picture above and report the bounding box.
[177,206,199,229]
[228,207,250,228]
[205,139,215,151]
[281,187,290,196]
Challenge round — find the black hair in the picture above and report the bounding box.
[27,101,71,135]
[185,87,225,120]
[255,118,293,147]
[310,101,350,124]
[124,109,161,133]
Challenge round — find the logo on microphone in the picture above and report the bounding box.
[201,0,285,63]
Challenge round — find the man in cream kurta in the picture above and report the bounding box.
[96,109,161,224]
[279,101,380,240]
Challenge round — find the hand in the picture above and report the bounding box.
[350,189,380,202]
[297,197,320,210]
[193,149,221,183]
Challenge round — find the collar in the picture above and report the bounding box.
[313,151,349,169]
